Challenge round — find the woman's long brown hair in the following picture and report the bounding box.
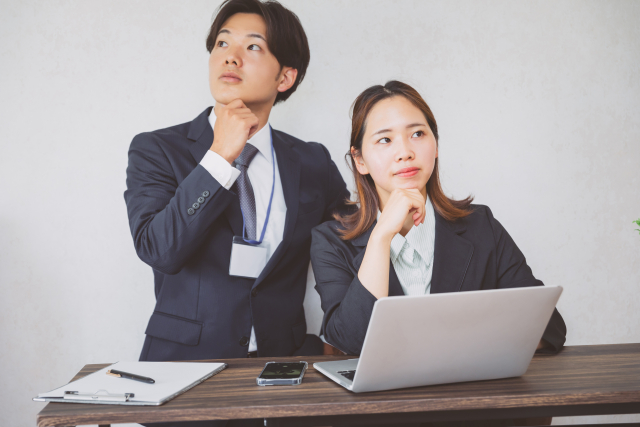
[335,81,474,240]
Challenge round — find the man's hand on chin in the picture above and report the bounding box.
[210,99,260,164]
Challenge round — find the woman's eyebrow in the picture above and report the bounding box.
[372,128,391,136]
[372,123,426,136]
[406,123,427,129]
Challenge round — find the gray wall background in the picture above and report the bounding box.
[1,1,639,426]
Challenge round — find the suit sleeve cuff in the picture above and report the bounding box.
[200,150,241,190]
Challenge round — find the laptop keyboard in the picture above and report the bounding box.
[337,370,356,381]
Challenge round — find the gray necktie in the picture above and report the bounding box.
[233,143,260,240]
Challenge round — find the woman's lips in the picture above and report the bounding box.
[395,167,419,177]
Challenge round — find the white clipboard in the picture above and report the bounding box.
[33,361,226,406]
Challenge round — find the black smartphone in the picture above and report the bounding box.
[256,361,308,386]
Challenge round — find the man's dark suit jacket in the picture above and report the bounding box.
[310,204,567,356]
[124,107,350,361]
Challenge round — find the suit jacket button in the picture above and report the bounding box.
[202,190,210,197]
[239,336,250,347]
[197,196,205,204]
[192,202,200,209]
[251,289,257,297]
[187,208,195,215]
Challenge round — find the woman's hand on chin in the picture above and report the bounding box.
[374,188,426,239]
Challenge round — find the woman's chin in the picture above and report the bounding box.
[395,181,427,191]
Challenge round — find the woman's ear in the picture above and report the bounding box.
[352,148,369,175]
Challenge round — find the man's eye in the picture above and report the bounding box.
[248,44,261,51]
[377,137,391,144]
[217,40,228,48]
[412,130,424,138]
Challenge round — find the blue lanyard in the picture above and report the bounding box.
[240,131,275,245]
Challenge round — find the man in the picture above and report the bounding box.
[124,0,349,367]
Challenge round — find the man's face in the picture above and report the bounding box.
[208,13,283,108]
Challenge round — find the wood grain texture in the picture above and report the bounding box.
[36,344,640,427]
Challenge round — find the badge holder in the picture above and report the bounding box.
[229,236,267,279]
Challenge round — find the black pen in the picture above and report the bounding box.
[106,369,155,384]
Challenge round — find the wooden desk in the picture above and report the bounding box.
[36,344,640,427]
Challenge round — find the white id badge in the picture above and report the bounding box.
[229,236,268,279]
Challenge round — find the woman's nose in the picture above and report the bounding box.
[395,138,415,162]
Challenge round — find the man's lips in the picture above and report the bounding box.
[394,167,420,177]
[220,72,242,83]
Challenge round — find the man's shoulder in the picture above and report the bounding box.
[130,120,191,151]
[129,108,211,153]
[271,128,329,159]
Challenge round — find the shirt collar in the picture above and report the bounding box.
[208,109,273,163]
[378,196,435,264]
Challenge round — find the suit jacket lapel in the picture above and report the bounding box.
[253,130,300,288]
[352,221,405,297]
[187,107,243,236]
[187,107,213,164]
[431,211,474,293]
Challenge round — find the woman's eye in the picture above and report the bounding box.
[412,130,424,138]
[217,40,228,48]
[377,137,391,144]
[248,44,261,51]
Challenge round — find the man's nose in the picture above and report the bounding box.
[225,47,243,67]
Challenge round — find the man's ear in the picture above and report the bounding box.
[277,67,298,93]
[352,148,369,175]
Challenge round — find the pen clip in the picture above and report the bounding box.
[105,370,121,378]
[64,390,135,402]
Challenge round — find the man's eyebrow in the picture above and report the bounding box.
[216,29,266,42]
[372,123,426,136]
[247,33,267,42]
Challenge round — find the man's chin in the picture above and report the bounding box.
[211,86,275,109]
[211,85,243,104]
[211,93,239,106]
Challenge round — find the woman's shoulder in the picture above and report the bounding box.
[310,220,359,264]
[312,219,348,242]
[467,203,493,221]
[444,203,498,231]
[448,203,507,239]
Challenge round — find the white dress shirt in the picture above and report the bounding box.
[378,196,436,296]
[200,111,287,352]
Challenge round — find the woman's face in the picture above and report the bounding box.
[354,96,438,202]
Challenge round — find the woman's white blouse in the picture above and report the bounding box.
[378,197,436,296]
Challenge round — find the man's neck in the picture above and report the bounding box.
[213,100,273,134]
[246,102,272,132]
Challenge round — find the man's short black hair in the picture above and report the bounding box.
[206,0,310,105]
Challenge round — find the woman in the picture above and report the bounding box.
[311,81,566,357]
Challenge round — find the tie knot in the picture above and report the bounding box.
[235,143,259,167]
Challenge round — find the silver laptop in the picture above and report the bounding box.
[314,286,562,393]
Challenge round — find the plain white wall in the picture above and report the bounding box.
[1,1,639,426]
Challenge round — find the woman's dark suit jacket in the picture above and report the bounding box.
[310,204,567,356]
